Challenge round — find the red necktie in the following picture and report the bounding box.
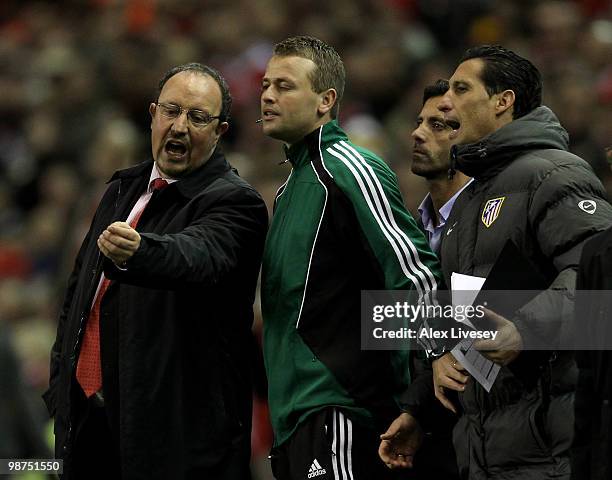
[76,178,168,397]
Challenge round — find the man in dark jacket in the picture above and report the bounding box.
[382,79,470,478]
[411,79,471,257]
[571,224,612,480]
[44,63,268,479]
[431,45,612,479]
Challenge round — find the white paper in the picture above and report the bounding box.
[450,272,485,328]
[450,272,486,294]
[450,272,500,392]
[452,339,501,392]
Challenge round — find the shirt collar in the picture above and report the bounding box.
[418,178,474,230]
[149,163,178,192]
[417,194,436,233]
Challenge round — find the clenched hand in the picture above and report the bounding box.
[98,221,141,266]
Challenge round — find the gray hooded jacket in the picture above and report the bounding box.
[440,106,612,479]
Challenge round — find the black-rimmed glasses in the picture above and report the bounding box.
[155,102,221,128]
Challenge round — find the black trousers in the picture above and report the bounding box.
[68,389,121,480]
[66,386,252,480]
[270,408,415,480]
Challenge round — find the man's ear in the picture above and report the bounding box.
[317,88,338,116]
[216,121,229,136]
[149,103,156,128]
[495,90,515,117]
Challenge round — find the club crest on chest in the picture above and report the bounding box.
[482,197,505,228]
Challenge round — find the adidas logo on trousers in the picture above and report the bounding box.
[308,458,327,478]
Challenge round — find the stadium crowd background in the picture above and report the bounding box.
[0,0,610,478]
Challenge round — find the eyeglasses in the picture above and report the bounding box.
[155,102,221,128]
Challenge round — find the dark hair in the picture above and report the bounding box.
[157,63,232,123]
[273,35,345,119]
[422,79,449,105]
[460,45,542,119]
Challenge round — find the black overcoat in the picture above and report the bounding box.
[572,225,612,480]
[44,149,268,479]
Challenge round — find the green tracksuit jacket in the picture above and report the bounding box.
[262,120,442,446]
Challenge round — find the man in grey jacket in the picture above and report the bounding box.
[431,45,612,479]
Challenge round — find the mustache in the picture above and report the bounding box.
[412,146,430,156]
[165,134,190,145]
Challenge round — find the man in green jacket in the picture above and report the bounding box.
[260,35,442,479]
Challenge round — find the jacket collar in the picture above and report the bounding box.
[284,120,348,167]
[108,146,231,199]
[452,106,570,180]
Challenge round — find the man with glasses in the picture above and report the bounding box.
[45,63,268,479]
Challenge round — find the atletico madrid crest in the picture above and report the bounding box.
[482,197,505,228]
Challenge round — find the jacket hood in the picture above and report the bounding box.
[452,106,570,179]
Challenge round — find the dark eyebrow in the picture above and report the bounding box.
[452,80,470,88]
[161,102,211,114]
[159,102,213,116]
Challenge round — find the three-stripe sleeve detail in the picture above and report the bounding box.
[326,141,438,299]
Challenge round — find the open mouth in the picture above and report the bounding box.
[262,110,279,120]
[446,119,460,131]
[165,139,187,157]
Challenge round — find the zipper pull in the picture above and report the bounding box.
[279,145,290,165]
[448,145,458,180]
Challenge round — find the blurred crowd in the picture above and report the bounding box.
[0,0,610,477]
